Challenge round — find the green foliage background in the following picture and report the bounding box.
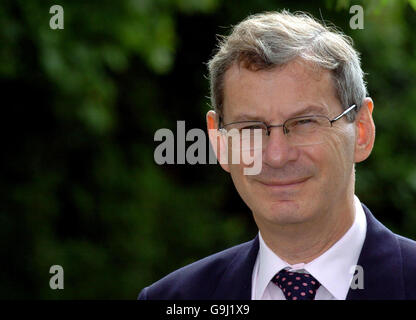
[0,0,415,299]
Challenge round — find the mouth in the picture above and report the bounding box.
[256,177,310,189]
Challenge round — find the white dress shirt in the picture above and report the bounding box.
[251,195,367,300]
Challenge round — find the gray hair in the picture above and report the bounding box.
[207,10,367,122]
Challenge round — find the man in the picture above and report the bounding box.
[138,11,416,300]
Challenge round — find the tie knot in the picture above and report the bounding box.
[271,269,321,300]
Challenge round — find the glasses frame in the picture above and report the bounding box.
[219,104,357,136]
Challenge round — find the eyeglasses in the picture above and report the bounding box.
[219,104,357,151]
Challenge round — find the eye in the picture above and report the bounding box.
[289,118,319,127]
[296,119,315,125]
[243,125,263,130]
[238,124,265,133]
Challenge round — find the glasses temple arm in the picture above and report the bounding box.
[331,104,357,123]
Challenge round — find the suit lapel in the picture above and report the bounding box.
[211,235,259,299]
[209,204,405,300]
[346,204,405,299]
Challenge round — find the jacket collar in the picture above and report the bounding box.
[211,235,259,299]
[346,204,405,299]
[211,204,405,300]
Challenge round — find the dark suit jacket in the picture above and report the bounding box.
[138,204,416,299]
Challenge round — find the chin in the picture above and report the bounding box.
[262,200,311,225]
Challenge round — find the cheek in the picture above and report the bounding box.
[301,127,355,181]
[321,127,356,177]
[334,126,355,159]
[228,158,262,208]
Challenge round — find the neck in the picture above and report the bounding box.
[258,193,356,265]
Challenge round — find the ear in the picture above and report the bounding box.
[354,97,376,163]
[206,110,230,172]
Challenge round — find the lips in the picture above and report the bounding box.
[257,177,310,187]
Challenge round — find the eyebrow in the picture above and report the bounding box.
[228,105,329,123]
[289,105,329,118]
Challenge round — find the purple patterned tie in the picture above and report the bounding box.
[271,269,321,300]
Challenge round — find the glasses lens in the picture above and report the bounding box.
[225,122,266,151]
[284,116,331,146]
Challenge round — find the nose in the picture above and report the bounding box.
[263,127,299,168]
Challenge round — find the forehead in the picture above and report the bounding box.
[222,59,340,121]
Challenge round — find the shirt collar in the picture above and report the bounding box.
[255,195,367,300]
[254,232,289,299]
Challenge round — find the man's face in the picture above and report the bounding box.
[221,60,357,228]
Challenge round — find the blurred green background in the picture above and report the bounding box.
[0,0,415,299]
